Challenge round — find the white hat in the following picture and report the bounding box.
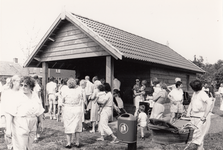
[175,77,181,83]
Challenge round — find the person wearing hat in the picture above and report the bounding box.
[168,81,184,123]
[167,77,181,92]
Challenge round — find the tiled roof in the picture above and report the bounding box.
[0,61,28,76]
[72,13,204,73]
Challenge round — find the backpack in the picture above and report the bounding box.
[183,91,191,105]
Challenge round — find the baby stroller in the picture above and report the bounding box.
[148,118,195,148]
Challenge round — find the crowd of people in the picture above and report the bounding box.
[0,75,44,150]
[0,74,223,149]
[132,77,223,149]
[0,75,123,149]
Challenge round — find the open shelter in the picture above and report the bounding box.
[24,11,204,107]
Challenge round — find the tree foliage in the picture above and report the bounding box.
[192,56,223,89]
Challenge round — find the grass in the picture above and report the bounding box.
[0,97,223,150]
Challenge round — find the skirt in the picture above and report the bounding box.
[90,101,99,122]
[63,105,82,133]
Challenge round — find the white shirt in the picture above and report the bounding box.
[85,80,94,96]
[60,85,69,98]
[153,85,161,97]
[168,88,183,102]
[63,87,83,106]
[218,87,223,94]
[3,91,44,117]
[113,78,121,91]
[46,81,57,94]
[190,90,210,116]
[98,92,113,107]
[138,112,147,127]
[33,81,41,99]
[167,84,177,91]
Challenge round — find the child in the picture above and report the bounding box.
[95,85,106,108]
[137,105,147,140]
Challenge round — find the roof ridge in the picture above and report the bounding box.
[72,13,169,48]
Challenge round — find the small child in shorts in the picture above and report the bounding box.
[137,105,147,140]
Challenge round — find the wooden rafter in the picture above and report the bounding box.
[52,62,57,68]
[59,63,64,69]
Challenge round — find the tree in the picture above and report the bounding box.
[214,61,223,89]
[19,23,40,74]
[192,56,223,89]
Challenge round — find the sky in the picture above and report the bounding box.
[0,0,222,65]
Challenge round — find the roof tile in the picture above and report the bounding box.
[73,13,204,73]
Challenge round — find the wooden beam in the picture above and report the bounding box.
[36,61,42,67]
[40,51,109,62]
[106,56,114,88]
[59,63,64,68]
[34,57,41,61]
[72,66,76,70]
[42,62,48,107]
[66,64,71,69]
[52,62,57,68]
[48,37,55,42]
[106,56,114,121]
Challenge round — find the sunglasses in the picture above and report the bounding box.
[20,83,28,88]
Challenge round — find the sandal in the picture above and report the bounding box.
[110,137,119,144]
[96,137,104,141]
[75,143,80,148]
[65,145,71,149]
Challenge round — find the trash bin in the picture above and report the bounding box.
[117,113,137,143]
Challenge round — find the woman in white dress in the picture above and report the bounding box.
[79,79,87,128]
[1,75,21,149]
[4,76,44,150]
[62,78,83,148]
[186,80,213,150]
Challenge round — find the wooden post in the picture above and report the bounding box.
[106,56,114,121]
[106,56,112,86]
[42,62,48,108]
